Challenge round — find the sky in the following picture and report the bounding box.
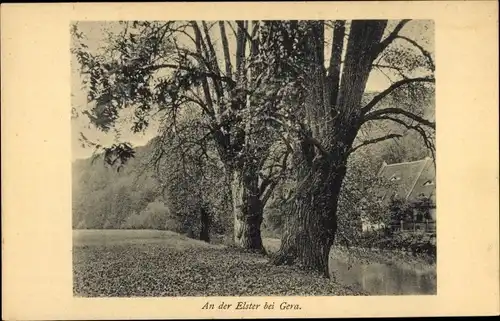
[71,20,434,160]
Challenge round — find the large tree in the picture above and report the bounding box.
[72,21,291,251]
[268,20,435,276]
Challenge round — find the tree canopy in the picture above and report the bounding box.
[72,20,435,275]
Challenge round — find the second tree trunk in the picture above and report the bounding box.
[231,168,265,252]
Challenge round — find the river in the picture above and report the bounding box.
[329,248,436,295]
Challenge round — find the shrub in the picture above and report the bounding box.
[121,200,179,231]
[372,231,436,257]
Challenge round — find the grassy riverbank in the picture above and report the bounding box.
[332,245,436,269]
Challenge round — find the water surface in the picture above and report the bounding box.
[329,249,436,295]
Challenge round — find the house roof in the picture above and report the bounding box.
[378,157,436,204]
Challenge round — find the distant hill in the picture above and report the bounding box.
[72,139,163,229]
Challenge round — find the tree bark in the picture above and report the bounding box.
[230,167,266,252]
[272,141,347,277]
[272,20,388,277]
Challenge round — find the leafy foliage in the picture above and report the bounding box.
[387,196,435,224]
[366,230,436,257]
[337,193,436,259]
[72,20,436,268]
[120,200,177,231]
[336,150,391,245]
[150,109,233,238]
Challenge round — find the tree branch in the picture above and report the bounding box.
[218,21,233,79]
[191,24,216,117]
[226,21,238,39]
[395,35,435,72]
[143,63,236,87]
[183,94,215,120]
[266,116,331,158]
[199,22,225,101]
[349,133,402,155]
[235,21,248,77]
[259,150,290,205]
[376,19,411,57]
[360,76,435,115]
[251,21,260,39]
[261,180,278,206]
[201,21,222,77]
[363,107,435,129]
[327,20,345,109]
[250,20,260,58]
[373,63,407,79]
[363,115,436,160]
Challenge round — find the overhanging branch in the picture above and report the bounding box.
[363,115,436,159]
[363,107,435,129]
[372,63,407,79]
[361,77,435,115]
[349,133,402,155]
[376,19,411,57]
[396,35,435,72]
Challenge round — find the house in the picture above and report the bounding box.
[361,157,436,232]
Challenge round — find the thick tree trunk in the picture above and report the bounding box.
[231,168,265,252]
[214,133,265,252]
[272,20,388,277]
[272,144,347,277]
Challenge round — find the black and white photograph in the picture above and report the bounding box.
[71,19,437,297]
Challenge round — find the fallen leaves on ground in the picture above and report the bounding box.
[73,230,365,297]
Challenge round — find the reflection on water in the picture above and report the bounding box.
[330,252,436,295]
